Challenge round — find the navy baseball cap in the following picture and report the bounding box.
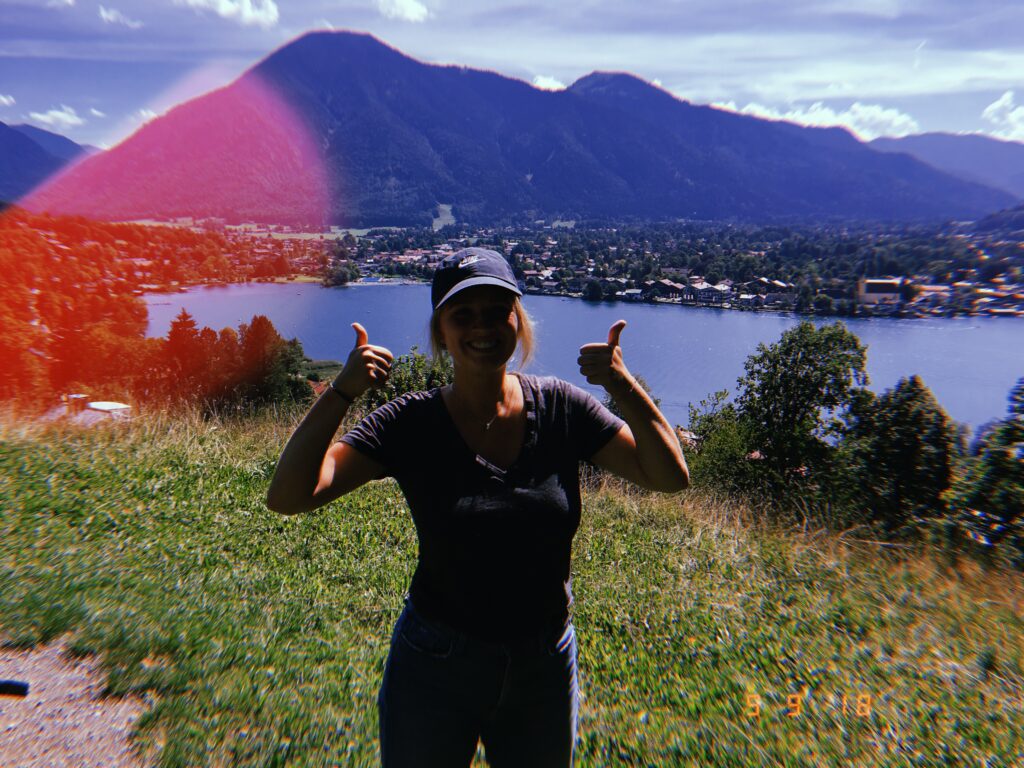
[431,248,522,310]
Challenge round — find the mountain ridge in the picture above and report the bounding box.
[870,132,1024,200]
[21,30,1017,225]
[10,124,99,161]
[0,121,94,203]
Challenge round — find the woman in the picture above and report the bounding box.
[266,248,688,767]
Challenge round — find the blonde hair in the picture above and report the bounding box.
[430,297,534,369]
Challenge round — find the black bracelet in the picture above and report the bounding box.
[328,380,354,405]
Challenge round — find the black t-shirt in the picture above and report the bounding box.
[338,372,624,641]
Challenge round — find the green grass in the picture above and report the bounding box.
[2,407,1022,767]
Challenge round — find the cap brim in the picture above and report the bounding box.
[435,276,523,309]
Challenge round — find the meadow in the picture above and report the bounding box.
[1,406,1022,767]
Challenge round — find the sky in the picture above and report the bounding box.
[2,0,1024,149]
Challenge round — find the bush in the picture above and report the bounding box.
[359,347,453,413]
[685,391,760,497]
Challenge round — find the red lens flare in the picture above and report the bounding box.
[20,71,335,228]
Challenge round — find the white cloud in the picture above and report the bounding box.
[0,94,15,107]
[713,100,920,141]
[99,6,144,29]
[177,0,279,29]
[28,105,84,130]
[376,0,429,23]
[90,107,106,117]
[135,108,158,123]
[981,91,1024,142]
[46,0,74,7]
[532,75,565,91]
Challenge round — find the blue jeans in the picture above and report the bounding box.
[378,598,579,767]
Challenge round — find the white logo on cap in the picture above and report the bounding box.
[459,254,482,268]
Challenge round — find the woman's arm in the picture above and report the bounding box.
[578,320,689,493]
[266,323,393,515]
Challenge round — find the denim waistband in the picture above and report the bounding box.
[400,595,572,657]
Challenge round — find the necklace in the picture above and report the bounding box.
[451,380,508,432]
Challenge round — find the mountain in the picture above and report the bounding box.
[10,124,99,161]
[970,203,1024,237]
[0,122,98,204]
[870,133,1024,200]
[23,31,1017,226]
[0,122,67,203]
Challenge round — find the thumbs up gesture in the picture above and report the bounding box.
[578,319,632,391]
[331,322,394,400]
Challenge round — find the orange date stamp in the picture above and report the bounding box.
[745,689,873,719]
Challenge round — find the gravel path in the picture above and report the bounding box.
[0,638,149,768]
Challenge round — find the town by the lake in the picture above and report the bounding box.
[134,215,1024,320]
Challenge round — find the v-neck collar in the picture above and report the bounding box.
[435,371,537,477]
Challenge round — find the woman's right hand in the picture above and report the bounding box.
[332,323,394,399]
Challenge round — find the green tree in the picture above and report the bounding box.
[164,309,207,402]
[0,296,48,403]
[736,321,868,487]
[238,315,311,406]
[948,377,1024,568]
[794,284,814,312]
[322,259,360,286]
[841,375,959,535]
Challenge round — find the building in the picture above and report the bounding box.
[858,277,904,305]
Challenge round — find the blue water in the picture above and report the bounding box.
[145,282,1024,431]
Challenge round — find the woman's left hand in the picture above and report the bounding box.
[577,319,634,393]
[581,319,690,493]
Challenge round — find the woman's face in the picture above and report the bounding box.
[437,286,519,371]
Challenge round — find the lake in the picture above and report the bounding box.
[145,282,1024,431]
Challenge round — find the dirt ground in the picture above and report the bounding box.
[0,638,148,768]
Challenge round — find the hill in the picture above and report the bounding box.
[871,132,1024,200]
[23,31,1016,226]
[0,122,97,204]
[970,202,1024,237]
[9,123,99,162]
[0,122,66,203]
[1,407,1021,765]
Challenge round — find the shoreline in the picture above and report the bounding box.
[141,276,1022,321]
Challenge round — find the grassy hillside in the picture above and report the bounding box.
[1,407,1022,767]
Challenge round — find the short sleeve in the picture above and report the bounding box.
[565,382,625,460]
[337,396,409,475]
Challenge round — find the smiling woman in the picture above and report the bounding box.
[266,247,688,767]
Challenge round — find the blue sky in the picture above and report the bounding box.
[2,0,1023,149]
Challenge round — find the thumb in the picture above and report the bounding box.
[352,322,368,348]
[607,319,626,348]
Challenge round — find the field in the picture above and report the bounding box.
[1,407,1022,767]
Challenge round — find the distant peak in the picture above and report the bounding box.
[569,71,652,91]
[289,29,385,46]
[253,29,409,71]
[568,71,685,105]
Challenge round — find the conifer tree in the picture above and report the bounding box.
[842,375,959,534]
